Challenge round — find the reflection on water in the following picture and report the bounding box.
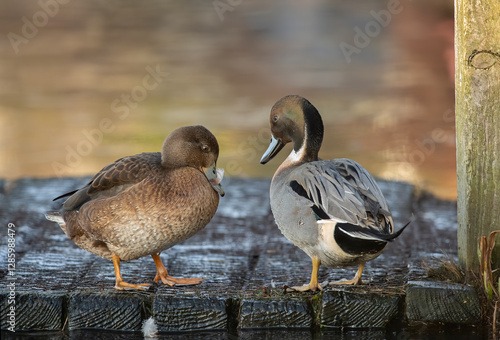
[0,0,455,199]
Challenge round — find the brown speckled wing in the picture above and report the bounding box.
[61,152,161,211]
[87,153,160,195]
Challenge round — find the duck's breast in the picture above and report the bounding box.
[77,167,219,261]
[269,167,320,251]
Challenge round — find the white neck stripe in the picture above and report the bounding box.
[287,122,308,163]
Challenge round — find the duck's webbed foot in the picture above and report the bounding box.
[329,263,364,286]
[114,281,150,290]
[112,254,150,291]
[287,256,323,292]
[152,254,204,286]
[288,282,323,292]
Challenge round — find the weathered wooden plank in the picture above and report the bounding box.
[0,176,482,332]
[68,291,149,331]
[74,255,157,291]
[0,248,88,332]
[242,241,318,293]
[405,193,459,281]
[239,298,312,329]
[405,281,481,324]
[455,0,500,271]
[11,249,93,292]
[215,178,272,220]
[0,291,66,331]
[376,180,415,227]
[319,287,403,328]
[153,295,228,331]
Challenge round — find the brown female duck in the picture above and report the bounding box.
[261,95,409,292]
[46,125,224,290]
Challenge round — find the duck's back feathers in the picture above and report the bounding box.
[333,159,390,215]
[289,158,392,231]
[86,153,160,195]
[57,153,161,211]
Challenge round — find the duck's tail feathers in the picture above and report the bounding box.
[336,216,414,243]
[387,217,413,240]
[45,211,64,225]
[53,190,78,201]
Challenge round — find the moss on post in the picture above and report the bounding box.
[455,0,500,271]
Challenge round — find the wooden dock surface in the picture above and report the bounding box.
[0,177,482,337]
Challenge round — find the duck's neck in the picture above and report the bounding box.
[287,106,324,165]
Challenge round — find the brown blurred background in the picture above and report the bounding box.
[0,0,455,199]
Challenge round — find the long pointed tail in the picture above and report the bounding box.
[385,217,414,241]
[336,215,414,243]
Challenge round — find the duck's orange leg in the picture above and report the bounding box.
[112,254,150,290]
[330,263,364,285]
[290,256,323,292]
[151,254,204,286]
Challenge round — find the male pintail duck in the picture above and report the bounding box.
[46,125,224,290]
[260,95,409,292]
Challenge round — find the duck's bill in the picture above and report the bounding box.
[260,135,284,164]
[204,164,225,197]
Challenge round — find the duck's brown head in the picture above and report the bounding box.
[162,125,224,196]
[260,95,324,164]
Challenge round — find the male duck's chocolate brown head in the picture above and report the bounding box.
[260,95,324,164]
[162,125,224,196]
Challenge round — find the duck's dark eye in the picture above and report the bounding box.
[201,145,210,153]
[273,115,279,122]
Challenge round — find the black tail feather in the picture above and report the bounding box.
[386,217,413,241]
[337,215,414,243]
[52,189,78,201]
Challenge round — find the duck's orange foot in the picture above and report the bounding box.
[154,272,204,286]
[112,254,150,291]
[114,281,150,291]
[287,282,323,293]
[329,263,364,286]
[151,254,204,287]
[329,277,363,285]
[286,256,324,293]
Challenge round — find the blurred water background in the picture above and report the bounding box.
[0,0,455,199]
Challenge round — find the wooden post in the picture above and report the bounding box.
[455,0,500,271]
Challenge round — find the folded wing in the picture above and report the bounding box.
[54,152,161,211]
[289,158,396,239]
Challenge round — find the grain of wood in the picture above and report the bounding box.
[0,292,65,331]
[455,0,500,271]
[239,299,313,328]
[0,178,478,332]
[153,295,227,331]
[68,292,148,331]
[406,281,481,324]
[319,288,402,328]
